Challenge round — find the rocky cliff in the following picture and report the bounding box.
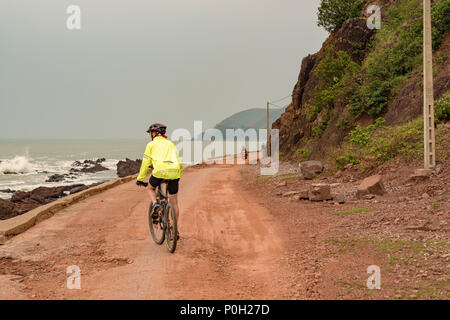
[273,0,450,160]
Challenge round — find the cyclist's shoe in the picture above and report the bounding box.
[151,203,161,220]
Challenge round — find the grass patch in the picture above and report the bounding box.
[256,175,272,183]
[326,237,449,263]
[417,280,450,300]
[329,117,424,171]
[334,279,366,289]
[435,92,450,124]
[297,148,311,161]
[334,207,371,216]
[278,174,299,181]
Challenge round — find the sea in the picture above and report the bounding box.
[0,139,262,199]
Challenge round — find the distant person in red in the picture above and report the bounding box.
[241,147,248,160]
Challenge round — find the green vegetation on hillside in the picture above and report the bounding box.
[330,117,423,171]
[317,0,366,32]
[351,0,422,117]
[308,0,450,140]
[309,47,360,122]
[308,47,361,137]
[435,92,450,124]
[340,0,448,118]
[431,0,450,50]
[329,115,449,172]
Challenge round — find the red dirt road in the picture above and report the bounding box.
[0,165,294,299]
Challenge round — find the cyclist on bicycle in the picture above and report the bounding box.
[136,123,183,238]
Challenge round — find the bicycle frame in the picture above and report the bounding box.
[153,180,178,253]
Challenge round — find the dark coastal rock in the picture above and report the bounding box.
[45,174,67,183]
[116,158,142,178]
[1,181,106,220]
[70,163,108,174]
[0,198,18,220]
[10,185,73,216]
[69,185,89,194]
[72,158,106,167]
[10,191,30,203]
[81,163,108,173]
[0,189,16,193]
[11,186,67,203]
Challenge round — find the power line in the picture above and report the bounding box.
[269,94,292,104]
[269,102,289,109]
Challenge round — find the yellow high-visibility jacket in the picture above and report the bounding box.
[137,136,183,181]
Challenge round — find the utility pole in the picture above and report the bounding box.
[267,101,271,157]
[423,0,436,169]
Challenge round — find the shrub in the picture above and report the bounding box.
[297,148,311,161]
[368,118,423,164]
[336,117,350,129]
[331,118,423,171]
[432,0,450,51]
[334,151,360,170]
[349,117,386,147]
[317,0,366,33]
[311,47,360,123]
[347,0,450,118]
[435,93,450,124]
[316,0,449,119]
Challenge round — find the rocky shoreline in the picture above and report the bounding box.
[45,158,109,183]
[0,157,143,221]
[0,183,103,220]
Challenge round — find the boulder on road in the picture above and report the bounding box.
[356,175,386,199]
[299,161,323,180]
[295,190,310,200]
[408,169,432,182]
[333,194,345,204]
[282,191,300,197]
[308,184,332,201]
[283,190,309,200]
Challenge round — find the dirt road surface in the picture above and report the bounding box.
[0,164,295,300]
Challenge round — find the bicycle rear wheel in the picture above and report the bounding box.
[148,202,165,245]
[165,202,178,253]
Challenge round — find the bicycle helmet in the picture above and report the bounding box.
[146,123,167,135]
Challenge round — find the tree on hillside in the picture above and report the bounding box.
[317,0,366,33]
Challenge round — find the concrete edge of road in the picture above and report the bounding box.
[0,174,138,245]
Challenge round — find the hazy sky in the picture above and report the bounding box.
[0,0,328,139]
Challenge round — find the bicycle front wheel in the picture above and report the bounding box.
[148,202,165,245]
[165,202,178,253]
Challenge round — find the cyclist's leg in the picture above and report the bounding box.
[167,179,180,222]
[148,175,162,205]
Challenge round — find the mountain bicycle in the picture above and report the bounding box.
[148,180,178,253]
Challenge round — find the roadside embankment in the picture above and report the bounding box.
[0,174,137,245]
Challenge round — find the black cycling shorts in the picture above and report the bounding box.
[149,176,180,195]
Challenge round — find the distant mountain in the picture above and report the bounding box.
[215,108,285,132]
[192,107,285,141]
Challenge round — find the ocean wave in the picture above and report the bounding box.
[0,156,33,174]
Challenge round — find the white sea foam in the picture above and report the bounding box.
[0,156,33,174]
